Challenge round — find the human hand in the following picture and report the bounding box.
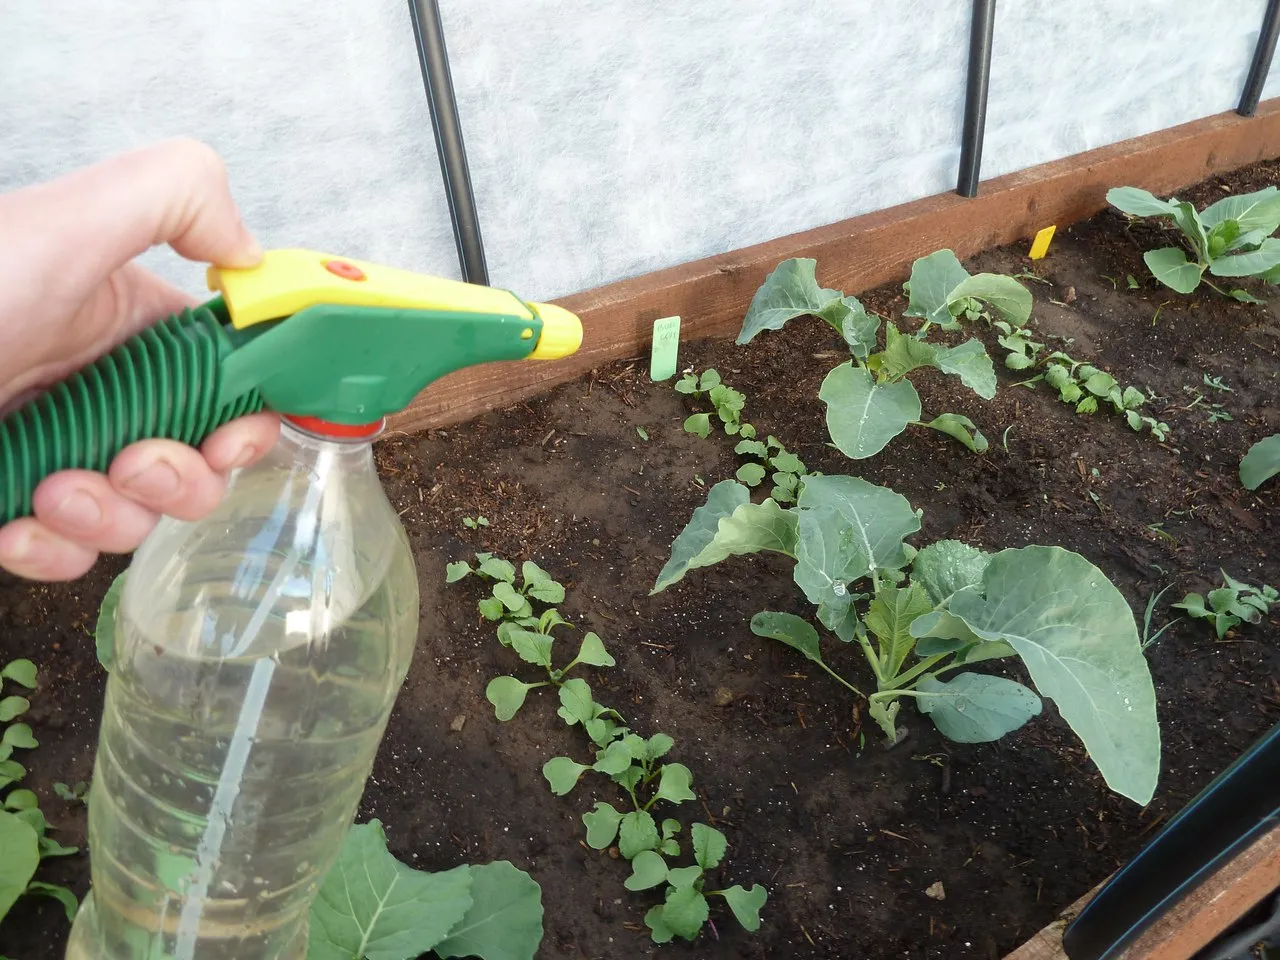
[0,138,280,581]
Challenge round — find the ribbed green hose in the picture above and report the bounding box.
[0,306,264,524]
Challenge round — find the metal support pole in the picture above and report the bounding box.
[957,0,997,198]
[408,0,489,285]
[1239,0,1280,117]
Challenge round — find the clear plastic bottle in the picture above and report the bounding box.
[65,418,419,960]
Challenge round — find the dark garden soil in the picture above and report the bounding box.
[3,160,1280,960]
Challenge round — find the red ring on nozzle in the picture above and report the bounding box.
[284,415,385,439]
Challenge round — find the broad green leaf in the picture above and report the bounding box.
[719,884,768,932]
[486,677,537,722]
[879,323,941,380]
[820,363,921,460]
[736,258,870,345]
[3,725,37,751]
[1144,247,1202,293]
[0,660,36,690]
[23,881,78,923]
[947,546,1161,804]
[865,583,934,677]
[445,561,471,583]
[657,884,710,941]
[592,740,634,777]
[0,697,28,722]
[478,597,506,621]
[651,481,749,593]
[655,494,798,594]
[684,413,712,438]
[1209,237,1280,277]
[736,463,766,487]
[793,507,870,607]
[666,865,703,887]
[645,904,676,944]
[692,823,727,870]
[543,757,590,795]
[1240,434,1280,490]
[526,579,565,604]
[625,850,669,891]
[934,340,998,399]
[478,556,516,583]
[644,734,675,763]
[4,789,36,811]
[556,679,595,727]
[0,760,24,791]
[307,820,472,960]
[700,369,722,390]
[572,632,614,668]
[509,631,553,668]
[735,439,768,457]
[923,414,988,453]
[0,810,38,920]
[797,475,921,574]
[95,573,126,673]
[492,582,525,612]
[840,307,881,360]
[619,810,660,858]
[1107,186,1178,218]
[948,273,1033,326]
[583,802,623,849]
[521,560,552,586]
[434,862,544,960]
[769,451,805,474]
[750,612,825,666]
[1200,186,1280,234]
[655,763,697,805]
[904,249,972,326]
[915,673,1042,743]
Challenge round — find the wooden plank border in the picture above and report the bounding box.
[390,99,1280,435]
[1003,824,1280,960]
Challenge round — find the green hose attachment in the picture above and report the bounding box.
[0,307,263,524]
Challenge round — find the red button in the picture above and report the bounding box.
[324,259,366,281]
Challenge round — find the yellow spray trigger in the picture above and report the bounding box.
[207,248,538,330]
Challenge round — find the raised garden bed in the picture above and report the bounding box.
[2,159,1278,960]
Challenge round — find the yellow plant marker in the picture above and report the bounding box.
[1029,225,1057,260]
[650,316,681,381]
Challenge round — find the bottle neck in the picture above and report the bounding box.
[282,415,386,443]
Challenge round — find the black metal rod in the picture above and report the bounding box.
[408,0,489,285]
[957,0,998,198]
[1239,0,1280,117]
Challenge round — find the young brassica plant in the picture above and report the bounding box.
[737,254,1030,460]
[650,476,1161,806]
[1173,571,1276,640]
[1107,185,1280,300]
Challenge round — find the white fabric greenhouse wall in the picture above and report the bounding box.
[3,0,1278,305]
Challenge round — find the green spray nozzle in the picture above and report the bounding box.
[0,248,583,523]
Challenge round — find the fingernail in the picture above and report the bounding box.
[228,444,258,471]
[52,490,103,530]
[121,458,182,500]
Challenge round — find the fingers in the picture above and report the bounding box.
[200,413,280,473]
[0,519,99,582]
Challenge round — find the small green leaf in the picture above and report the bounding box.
[684,413,712,439]
[583,802,624,849]
[820,363,921,460]
[665,865,704,888]
[1143,247,1203,293]
[656,884,709,940]
[904,249,972,327]
[865,583,934,678]
[526,576,565,604]
[911,540,992,605]
[38,836,79,858]
[0,697,29,722]
[2,725,37,751]
[654,763,697,805]
[445,561,472,583]
[692,822,728,870]
[486,677,537,722]
[509,630,553,668]
[1240,435,1280,490]
[4,789,37,811]
[307,819,473,960]
[735,463,767,487]
[636,426,649,441]
[868,697,901,741]
[750,612,825,666]
[915,672,1043,742]
[768,452,804,475]
[592,740,634,777]
[23,881,78,923]
[478,597,506,620]
[719,884,768,932]
[923,413,988,453]
[1107,186,1179,218]
[542,757,590,795]
[624,850,669,891]
[571,632,614,668]
[0,660,36,690]
[0,760,25,791]
[433,862,544,960]
[645,904,676,944]
[557,678,596,727]
[0,811,39,920]
[492,582,526,612]
[735,439,768,457]
[618,810,660,858]
[477,556,517,583]
[948,273,1033,326]
[645,733,675,763]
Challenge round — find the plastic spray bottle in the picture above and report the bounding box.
[0,249,582,959]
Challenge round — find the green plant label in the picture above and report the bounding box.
[649,316,682,382]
